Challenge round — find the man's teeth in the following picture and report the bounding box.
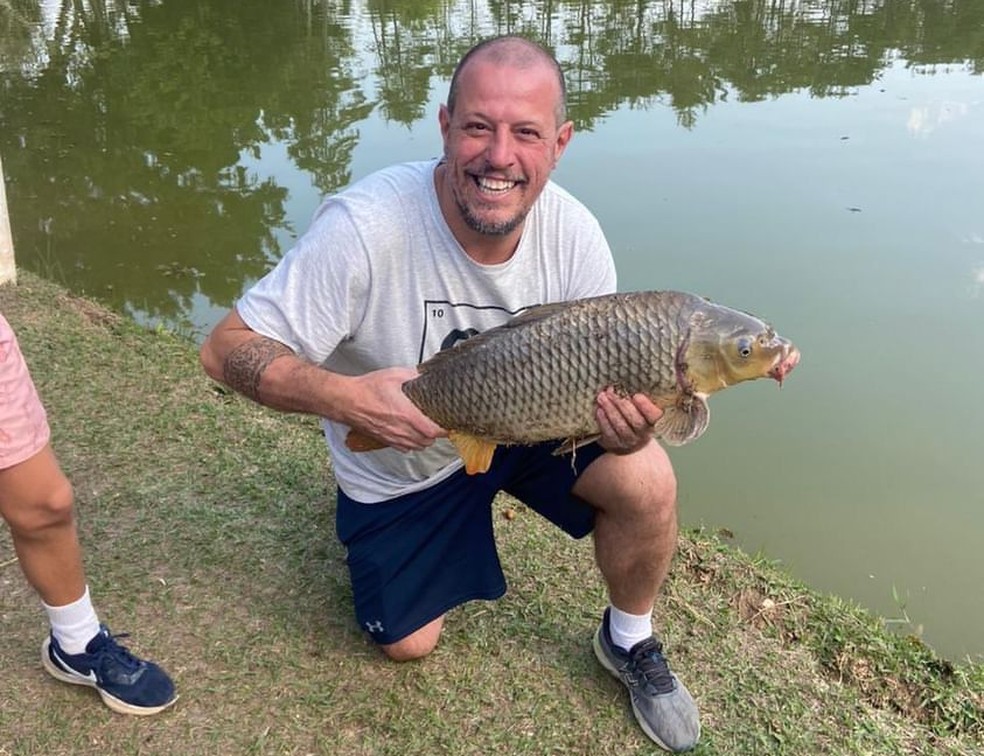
[477,177,515,192]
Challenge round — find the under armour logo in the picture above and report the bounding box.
[365,620,384,634]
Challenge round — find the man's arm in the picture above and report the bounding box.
[199,308,445,452]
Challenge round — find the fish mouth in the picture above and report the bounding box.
[769,345,800,385]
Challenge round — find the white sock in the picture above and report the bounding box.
[43,586,101,655]
[608,605,654,651]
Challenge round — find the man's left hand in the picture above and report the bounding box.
[595,388,663,454]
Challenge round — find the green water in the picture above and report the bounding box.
[2,0,982,661]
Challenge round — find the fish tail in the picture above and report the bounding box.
[345,430,388,452]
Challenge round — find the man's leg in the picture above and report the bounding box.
[572,439,677,615]
[572,441,700,753]
[336,468,508,662]
[381,616,445,661]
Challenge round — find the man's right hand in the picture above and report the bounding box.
[200,309,445,452]
[344,367,447,452]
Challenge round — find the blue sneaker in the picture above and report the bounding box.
[593,608,700,752]
[41,625,177,715]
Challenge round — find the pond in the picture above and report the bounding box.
[1,0,982,662]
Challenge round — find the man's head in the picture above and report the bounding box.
[447,36,568,126]
[437,36,573,248]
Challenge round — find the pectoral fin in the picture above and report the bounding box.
[449,431,497,475]
[345,430,387,452]
[652,394,710,446]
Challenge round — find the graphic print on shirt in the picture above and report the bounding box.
[415,299,539,364]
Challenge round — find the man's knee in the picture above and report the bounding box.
[380,615,444,662]
[576,441,677,516]
[639,443,677,506]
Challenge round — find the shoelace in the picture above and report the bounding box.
[628,637,676,694]
[91,630,143,671]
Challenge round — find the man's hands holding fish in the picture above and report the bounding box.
[594,389,664,455]
[348,371,662,458]
[345,367,446,453]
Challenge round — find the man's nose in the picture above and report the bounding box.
[485,127,515,168]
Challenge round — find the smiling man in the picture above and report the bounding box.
[435,41,572,253]
[200,35,700,753]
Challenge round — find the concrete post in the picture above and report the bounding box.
[0,152,16,285]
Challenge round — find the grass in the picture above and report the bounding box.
[0,270,981,755]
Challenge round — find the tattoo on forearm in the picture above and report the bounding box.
[223,337,292,401]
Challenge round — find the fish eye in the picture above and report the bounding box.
[737,338,753,359]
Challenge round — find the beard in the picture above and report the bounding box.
[453,191,529,237]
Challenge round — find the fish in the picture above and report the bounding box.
[345,290,800,474]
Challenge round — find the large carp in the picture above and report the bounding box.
[346,290,800,474]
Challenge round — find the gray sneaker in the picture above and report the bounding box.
[593,608,700,752]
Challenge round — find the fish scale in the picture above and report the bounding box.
[347,290,799,474]
[407,292,690,442]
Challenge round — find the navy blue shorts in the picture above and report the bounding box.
[335,441,606,644]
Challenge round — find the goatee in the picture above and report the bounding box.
[456,197,527,236]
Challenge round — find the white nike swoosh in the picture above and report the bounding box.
[51,645,98,684]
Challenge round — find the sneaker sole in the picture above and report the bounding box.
[592,625,678,753]
[40,637,178,716]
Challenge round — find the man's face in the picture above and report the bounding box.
[438,57,573,239]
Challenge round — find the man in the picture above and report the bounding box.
[200,35,699,752]
[0,312,176,715]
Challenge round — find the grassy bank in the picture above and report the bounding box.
[0,271,981,755]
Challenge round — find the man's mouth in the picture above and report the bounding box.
[474,175,520,194]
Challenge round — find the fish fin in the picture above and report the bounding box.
[653,394,710,446]
[416,302,568,373]
[499,301,573,326]
[347,429,497,475]
[553,435,600,456]
[345,430,388,452]
[449,431,497,475]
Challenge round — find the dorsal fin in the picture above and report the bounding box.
[417,302,568,372]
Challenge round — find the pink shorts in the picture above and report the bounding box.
[0,312,50,469]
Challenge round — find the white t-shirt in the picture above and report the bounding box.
[238,159,616,502]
